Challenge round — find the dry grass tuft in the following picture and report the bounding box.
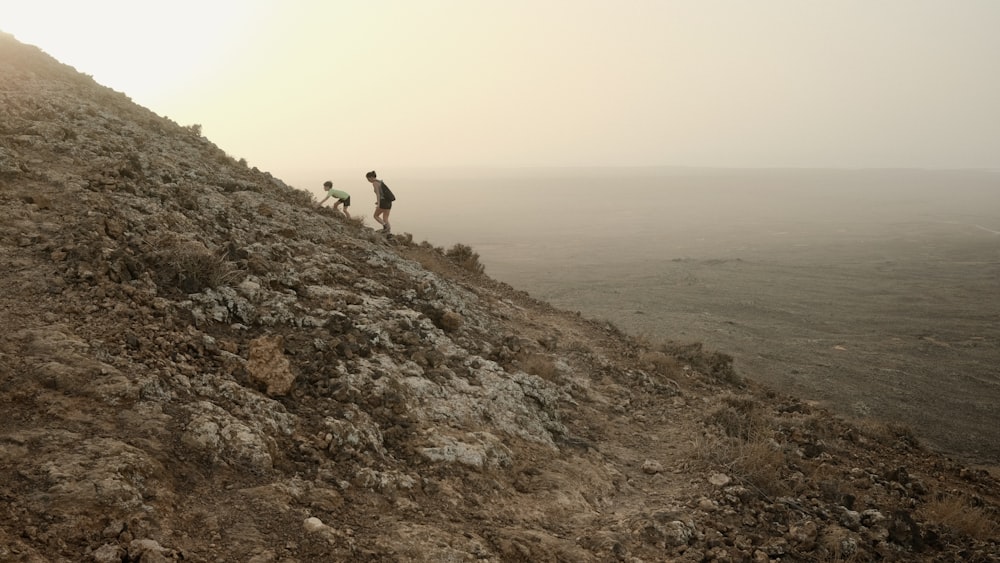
[695,393,791,497]
[854,419,922,450]
[144,234,241,293]
[724,436,789,497]
[922,495,1000,542]
[692,431,789,499]
[639,350,681,377]
[709,394,769,440]
[517,352,560,381]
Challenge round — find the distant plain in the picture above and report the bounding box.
[323,168,1000,465]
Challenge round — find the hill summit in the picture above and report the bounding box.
[1,32,997,562]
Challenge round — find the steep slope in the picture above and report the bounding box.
[1,33,998,563]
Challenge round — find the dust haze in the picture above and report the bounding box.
[318,167,1000,463]
[307,167,999,264]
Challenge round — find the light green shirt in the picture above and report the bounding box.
[325,188,350,200]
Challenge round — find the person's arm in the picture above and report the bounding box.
[317,194,330,207]
[373,182,382,204]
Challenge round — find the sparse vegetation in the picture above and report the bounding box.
[639,349,680,376]
[690,425,789,500]
[722,435,789,497]
[143,234,242,293]
[922,495,1000,541]
[517,352,560,381]
[437,310,463,332]
[694,393,792,497]
[445,243,485,274]
[855,419,922,451]
[709,394,769,440]
[274,185,317,209]
[408,241,481,278]
[662,341,742,386]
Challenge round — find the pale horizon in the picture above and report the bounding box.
[5,0,1000,184]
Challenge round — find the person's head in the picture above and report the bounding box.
[365,171,377,181]
[323,180,333,189]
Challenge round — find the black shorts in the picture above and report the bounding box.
[378,199,392,210]
[339,196,351,207]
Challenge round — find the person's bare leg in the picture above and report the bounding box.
[381,210,391,233]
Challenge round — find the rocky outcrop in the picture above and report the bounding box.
[1,31,998,562]
[247,335,296,396]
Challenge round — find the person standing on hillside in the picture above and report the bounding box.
[367,170,394,234]
[317,180,352,218]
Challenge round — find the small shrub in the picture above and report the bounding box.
[276,186,317,209]
[691,432,789,499]
[517,352,559,381]
[144,235,241,293]
[721,393,759,415]
[445,243,485,274]
[725,436,788,497]
[639,350,680,376]
[662,341,741,386]
[855,419,921,450]
[697,394,791,497]
[437,310,463,332]
[708,394,768,440]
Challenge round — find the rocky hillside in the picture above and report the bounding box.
[1,32,998,563]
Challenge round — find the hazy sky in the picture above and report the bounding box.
[4,0,1000,182]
